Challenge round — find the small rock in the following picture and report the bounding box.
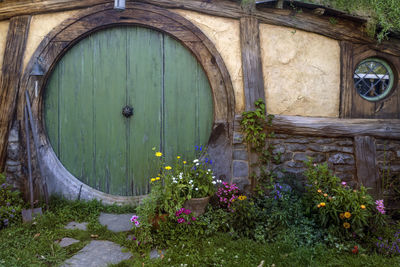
[233,132,243,144]
[56,237,79,248]
[99,213,135,232]
[150,249,165,259]
[328,153,354,165]
[65,222,88,231]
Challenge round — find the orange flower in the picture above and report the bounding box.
[317,204,321,208]
[360,205,366,209]
[323,193,328,197]
[339,213,345,219]
[344,212,351,218]
[320,202,326,207]
[317,189,322,193]
[343,222,350,229]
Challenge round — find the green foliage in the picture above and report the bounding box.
[303,160,385,240]
[0,173,24,229]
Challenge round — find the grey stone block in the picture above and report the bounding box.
[7,143,20,160]
[293,153,310,162]
[272,146,285,155]
[312,138,335,144]
[286,144,307,152]
[286,161,305,168]
[336,140,353,146]
[56,237,80,248]
[6,164,21,173]
[6,160,20,166]
[8,125,19,143]
[309,145,353,153]
[334,165,356,172]
[99,213,136,232]
[61,240,132,267]
[284,138,310,144]
[233,150,248,160]
[397,151,400,158]
[233,161,248,177]
[328,153,355,165]
[233,132,243,144]
[65,222,88,231]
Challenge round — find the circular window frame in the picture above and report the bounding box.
[354,57,395,102]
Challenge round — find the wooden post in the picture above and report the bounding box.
[0,15,31,171]
[354,136,380,197]
[240,16,265,111]
[339,41,353,118]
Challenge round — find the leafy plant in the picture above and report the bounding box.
[0,173,24,229]
[303,160,385,240]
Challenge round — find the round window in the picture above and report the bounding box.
[354,58,394,101]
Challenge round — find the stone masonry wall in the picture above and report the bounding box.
[268,134,356,183]
[5,121,23,190]
[376,139,400,179]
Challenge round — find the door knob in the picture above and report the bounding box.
[122,105,133,118]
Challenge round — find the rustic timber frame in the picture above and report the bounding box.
[16,2,235,204]
[340,41,400,119]
[1,0,400,201]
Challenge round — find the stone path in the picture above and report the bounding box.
[59,213,164,266]
[61,240,132,267]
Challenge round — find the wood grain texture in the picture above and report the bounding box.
[0,15,30,171]
[269,115,400,140]
[1,0,400,56]
[240,16,265,111]
[339,41,353,118]
[354,136,380,197]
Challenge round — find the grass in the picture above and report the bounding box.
[1,197,400,267]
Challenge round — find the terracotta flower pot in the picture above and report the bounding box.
[183,196,211,217]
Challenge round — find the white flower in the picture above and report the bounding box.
[195,188,199,191]
[207,169,211,172]
[212,176,215,179]
[189,180,193,184]
[212,181,216,185]
[193,159,199,163]
[196,163,200,166]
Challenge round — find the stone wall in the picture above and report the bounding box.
[5,121,23,190]
[376,139,400,179]
[269,134,356,183]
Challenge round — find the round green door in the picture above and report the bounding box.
[44,26,213,196]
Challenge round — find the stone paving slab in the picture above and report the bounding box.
[65,222,88,231]
[61,240,132,267]
[56,237,80,248]
[150,249,166,259]
[99,213,135,232]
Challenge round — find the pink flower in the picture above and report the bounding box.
[134,221,140,227]
[177,218,185,224]
[375,199,386,214]
[183,209,191,215]
[191,217,196,221]
[341,181,347,186]
[130,215,138,222]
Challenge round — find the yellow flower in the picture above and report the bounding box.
[360,205,366,209]
[183,161,187,164]
[155,152,162,157]
[344,212,351,218]
[177,156,181,159]
[343,222,350,229]
[155,177,160,180]
[238,195,247,201]
[323,193,328,197]
[317,189,322,193]
[150,178,156,182]
[165,166,172,170]
[317,204,321,208]
[339,213,345,219]
[320,202,326,207]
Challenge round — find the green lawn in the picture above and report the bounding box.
[1,198,400,267]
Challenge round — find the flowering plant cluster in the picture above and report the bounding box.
[130,215,140,227]
[216,182,239,212]
[304,160,381,236]
[175,208,196,225]
[376,231,400,256]
[0,174,23,229]
[376,199,386,214]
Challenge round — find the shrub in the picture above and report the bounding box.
[303,160,385,240]
[0,174,24,229]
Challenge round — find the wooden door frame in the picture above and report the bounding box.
[18,2,235,204]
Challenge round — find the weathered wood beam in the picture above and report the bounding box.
[1,0,400,56]
[339,41,354,118]
[240,16,265,111]
[354,136,380,197]
[0,15,31,171]
[269,115,400,140]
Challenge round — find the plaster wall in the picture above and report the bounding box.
[23,10,78,70]
[172,10,244,113]
[0,20,10,77]
[259,24,341,117]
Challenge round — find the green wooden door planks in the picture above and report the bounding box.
[44,26,213,196]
